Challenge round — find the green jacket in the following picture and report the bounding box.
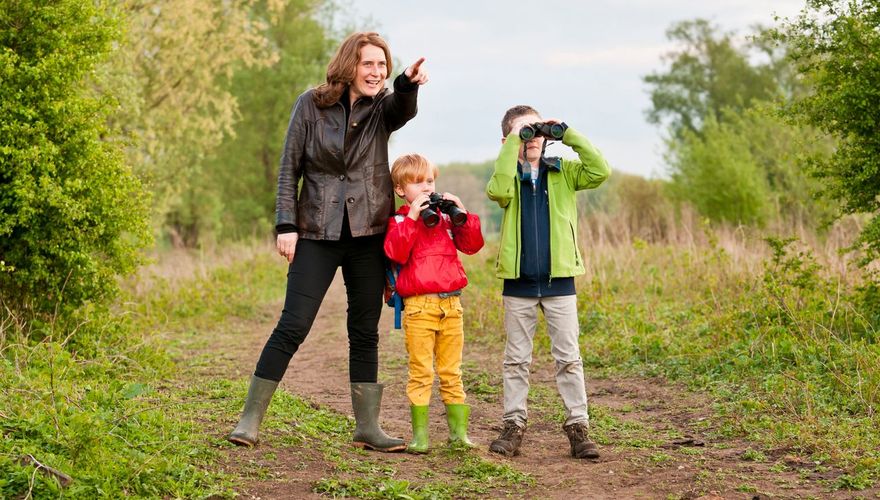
[486,127,611,279]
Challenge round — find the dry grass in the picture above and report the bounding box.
[578,206,865,287]
[125,238,277,296]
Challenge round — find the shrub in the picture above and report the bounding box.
[0,1,150,317]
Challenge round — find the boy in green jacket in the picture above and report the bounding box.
[486,105,610,459]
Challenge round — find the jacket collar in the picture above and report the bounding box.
[344,86,388,107]
[517,156,560,181]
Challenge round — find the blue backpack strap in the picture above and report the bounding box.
[392,289,403,330]
[385,262,404,329]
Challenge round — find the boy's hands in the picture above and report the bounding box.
[509,116,532,138]
[441,192,466,211]
[407,192,431,221]
[508,117,564,138]
[407,192,466,223]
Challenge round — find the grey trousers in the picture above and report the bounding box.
[501,294,589,427]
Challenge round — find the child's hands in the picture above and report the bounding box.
[408,192,431,221]
[441,192,466,211]
[509,116,532,138]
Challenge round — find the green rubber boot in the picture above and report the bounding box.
[408,405,430,454]
[350,383,406,452]
[446,404,474,447]
[228,376,279,447]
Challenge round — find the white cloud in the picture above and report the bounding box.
[544,44,674,68]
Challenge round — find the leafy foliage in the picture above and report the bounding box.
[667,107,833,225]
[201,0,339,241]
[644,19,782,139]
[645,19,833,228]
[776,0,880,264]
[0,0,150,315]
[99,0,294,245]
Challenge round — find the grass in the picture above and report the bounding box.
[5,213,880,495]
[1,240,536,498]
[0,242,284,498]
[463,227,880,489]
[313,446,534,500]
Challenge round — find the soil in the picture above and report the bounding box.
[211,272,876,499]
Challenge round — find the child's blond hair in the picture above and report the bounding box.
[391,153,439,189]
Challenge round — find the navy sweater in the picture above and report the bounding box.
[502,157,575,298]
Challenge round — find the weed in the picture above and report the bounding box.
[769,461,789,473]
[835,471,875,490]
[462,366,502,403]
[741,448,767,462]
[649,452,673,464]
[736,483,758,493]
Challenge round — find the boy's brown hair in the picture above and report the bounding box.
[501,104,541,137]
[391,153,439,189]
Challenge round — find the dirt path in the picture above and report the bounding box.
[218,273,865,499]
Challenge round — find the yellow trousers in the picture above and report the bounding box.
[402,294,467,406]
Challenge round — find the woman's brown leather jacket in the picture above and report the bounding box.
[275,76,418,240]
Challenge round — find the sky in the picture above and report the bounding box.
[336,0,806,178]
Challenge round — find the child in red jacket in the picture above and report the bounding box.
[384,153,484,454]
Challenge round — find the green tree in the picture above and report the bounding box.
[204,0,339,241]
[667,114,771,225]
[668,106,833,226]
[645,19,781,139]
[646,19,833,228]
[0,0,150,315]
[97,0,286,245]
[776,0,880,263]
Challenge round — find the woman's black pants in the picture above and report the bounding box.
[254,233,386,383]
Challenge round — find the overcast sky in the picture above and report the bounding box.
[338,1,806,178]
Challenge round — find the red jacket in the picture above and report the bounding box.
[384,204,484,297]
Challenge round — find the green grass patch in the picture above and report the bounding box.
[0,247,285,498]
[462,364,502,403]
[466,237,880,489]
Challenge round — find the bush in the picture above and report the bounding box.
[0,1,150,317]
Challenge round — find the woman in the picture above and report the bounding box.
[228,32,428,452]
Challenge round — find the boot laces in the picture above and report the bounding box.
[567,422,588,441]
[499,421,522,441]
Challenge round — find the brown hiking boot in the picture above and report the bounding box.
[489,421,525,456]
[563,422,599,459]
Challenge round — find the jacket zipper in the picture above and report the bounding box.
[532,169,542,298]
[546,172,553,290]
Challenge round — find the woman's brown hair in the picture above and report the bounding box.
[313,32,392,108]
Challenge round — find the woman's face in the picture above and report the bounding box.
[350,44,388,101]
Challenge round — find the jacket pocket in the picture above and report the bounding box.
[568,220,581,268]
[367,162,394,225]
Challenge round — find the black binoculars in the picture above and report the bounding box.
[421,193,467,228]
[519,122,567,141]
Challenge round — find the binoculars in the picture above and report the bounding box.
[421,193,467,227]
[519,122,567,141]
